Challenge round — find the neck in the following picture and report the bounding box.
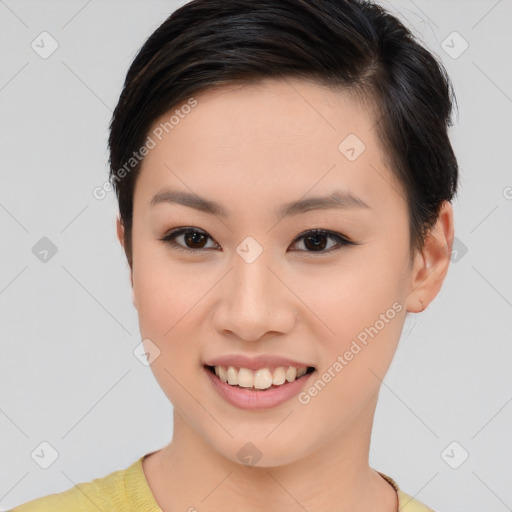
[143,399,397,512]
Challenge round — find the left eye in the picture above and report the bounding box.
[159,227,353,254]
[291,229,353,253]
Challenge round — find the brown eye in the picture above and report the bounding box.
[290,229,353,253]
[181,230,208,249]
[159,227,353,255]
[160,227,219,252]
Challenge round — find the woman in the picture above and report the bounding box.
[11,0,458,510]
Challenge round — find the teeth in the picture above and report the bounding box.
[211,365,310,389]
[285,367,297,382]
[272,367,286,385]
[238,368,254,388]
[254,368,273,389]
[226,366,238,385]
[296,367,307,378]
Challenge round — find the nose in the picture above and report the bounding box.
[212,248,296,342]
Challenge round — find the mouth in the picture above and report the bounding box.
[203,363,317,410]
[204,364,316,391]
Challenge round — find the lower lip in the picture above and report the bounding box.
[203,366,315,410]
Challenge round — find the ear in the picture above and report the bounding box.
[405,201,454,313]
[116,215,125,250]
[116,216,137,309]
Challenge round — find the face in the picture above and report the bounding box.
[119,78,443,467]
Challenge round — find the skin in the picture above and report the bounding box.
[116,77,454,512]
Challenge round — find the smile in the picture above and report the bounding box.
[204,364,317,410]
[206,364,315,390]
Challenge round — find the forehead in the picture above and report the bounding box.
[135,77,404,217]
[161,78,378,154]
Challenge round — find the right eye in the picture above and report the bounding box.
[159,227,220,253]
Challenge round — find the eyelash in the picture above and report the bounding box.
[158,227,355,255]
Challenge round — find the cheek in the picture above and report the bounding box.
[296,265,406,431]
[132,238,202,337]
[314,252,404,322]
[132,252,207,404]
[309,245,408,373]
[136,275,211,365]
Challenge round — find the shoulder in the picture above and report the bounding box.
[9,461,133,512]
[397,489,437,512]
[378,472,437,512]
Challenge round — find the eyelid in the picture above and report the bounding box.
[290,229,354,254]
[159,227,219,252]
[159,227,355,254]
[293,228,353,245]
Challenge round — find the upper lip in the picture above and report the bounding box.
[203,354,314,371]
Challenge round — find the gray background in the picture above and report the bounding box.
[1,0,511,510]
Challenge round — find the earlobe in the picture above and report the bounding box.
[406,201,454,313]
[116,216,125,249]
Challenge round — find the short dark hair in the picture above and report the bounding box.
[108,0,459,268]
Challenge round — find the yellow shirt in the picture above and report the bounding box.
[10,455,436,511]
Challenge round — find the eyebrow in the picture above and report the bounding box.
[149,187,370,219]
